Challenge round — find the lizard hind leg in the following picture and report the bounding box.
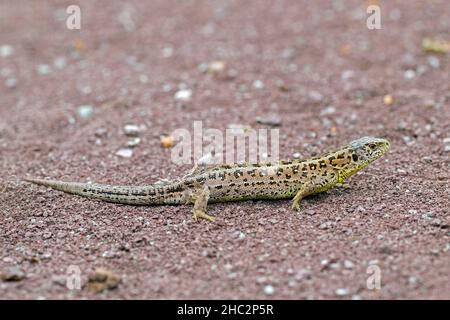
[192,186,215,222]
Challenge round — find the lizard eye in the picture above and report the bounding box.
[352,154,358,161]
[368,143,376,150]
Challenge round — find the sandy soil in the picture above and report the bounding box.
[0,0,449,299]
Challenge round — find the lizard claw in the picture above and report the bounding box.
[193,209,215,222]
[291,202,301,212]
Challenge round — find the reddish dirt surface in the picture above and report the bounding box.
[0,0,449,299]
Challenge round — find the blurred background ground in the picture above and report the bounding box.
[0,0,449,299]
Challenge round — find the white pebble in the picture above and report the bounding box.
[139,74,148,84]
[227,124,247,135]
[127,137,141,147]
[208,60,226,74]
[162,46,174,58]
[0,67,12,77]
[320,105,336,116]
[308,90,323,102]
[53,57,66,69]
[263,285,274,295]
[118,9,136,32]
[403,69,416,80]
[408,276,418,285]
[77,105,94,118]
[174,89,192,102]
[162,83,172,92]
[341,70,354,80]
[335,288,349,296]
[253,80,264,89]
[427,56,440,69]
[197,63,209,73]
[123,124,141,136]
[0,45,13,57]
[5,78,17,88]
[80,86,92,95]
[37,64,51,75]
[344,260,355,269]
[116,148,133,158]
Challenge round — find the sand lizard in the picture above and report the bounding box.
[24,137,390,222]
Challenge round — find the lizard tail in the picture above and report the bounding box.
[23,177,158,205]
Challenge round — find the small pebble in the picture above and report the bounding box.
[256,276,267,284]
[335,288,349,296]
[198,63,209,73]
[162,46,174,58]
[77,105,94,118]
[207,60,226,74]
[174,89,192,102]
[162,83,172,92]
[292,152,301,159]
[80,86,92,95]
[344,260,355,269]
[408,276,418,285]
[0,45,14,57]
[1,266,25,281]
[118,9,136,32]
[123,124,141,137]
[37,64,51,75]
[383,94,393,105]
[160,135,175,148]
[227,124,249,135]
[308,90,323,102]
[253,80,264,89]
[403,69,416,80]
[402,136,414,146]
[51,275,67,286]
[320,106,336,116]
[53,57,66,69]
[43,232,52,239]
[341,70,354,80]
[263,284,274,295]
[116,148,133,158]
[256,114,282,127]
[422,38,450,54]
[127,137,141,147]
[427,56,440,69]
[87,268,121,293]
[139,74,148,84]
[5,78,17,88]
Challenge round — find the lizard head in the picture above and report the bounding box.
[337,136,390,182]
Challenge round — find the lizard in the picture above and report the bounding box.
[24,136,390,222]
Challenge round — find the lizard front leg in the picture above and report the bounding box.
[291,182,314,211]
[192,186,215,222]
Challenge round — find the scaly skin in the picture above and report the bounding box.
[24,137,390,222]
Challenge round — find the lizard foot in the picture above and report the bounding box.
[291,202,301,212]
[193,209,215,222]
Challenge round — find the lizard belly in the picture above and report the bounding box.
[207,180,303,203]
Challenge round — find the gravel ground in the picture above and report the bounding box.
[0,0,449,299]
